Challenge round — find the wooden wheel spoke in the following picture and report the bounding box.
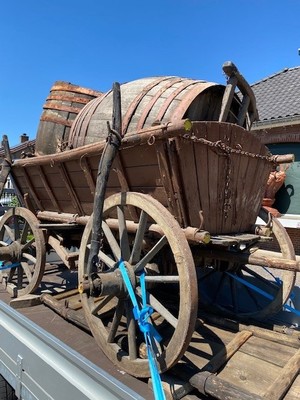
[17,265,23,288]
[134,236,168,273]
[198,268,215,282]
[22,252,37,264]
[0,208,45,295]
[98,251,116,269]
[229,275,238,313]
[107,299,125,343]
[125,300,138,360]
[137,287,177,328]
[22,237,35,251]
[8,267,17,280]
[4,224,14,242]
[101,221,121,261]
[117,206,130,261]
[129,210,148,264]
[91,294,114,315]
[236,270,263,310]
[21,262,33,282]
[144,275,180,283]
[13,216,21,241]
[212,274,227,304]
[242,265,281,294]
[20,221,29,244]
[79,192,197,377]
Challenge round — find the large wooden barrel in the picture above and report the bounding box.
[68,76,241,148]
[35,81,102,155]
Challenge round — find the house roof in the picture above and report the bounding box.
[0,139,35,158]
[251,66,300,123]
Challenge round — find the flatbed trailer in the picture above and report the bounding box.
[0,293,150,400]
[0,260,298,400]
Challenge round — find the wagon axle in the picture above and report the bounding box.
[80,262,134,298]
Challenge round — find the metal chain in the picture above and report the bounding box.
[222,135,232,220]
[183,133,274,162]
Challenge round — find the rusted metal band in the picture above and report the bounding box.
[40,115,73,127]
[50,82,102,97]
[122,77,172,134]
[42,102,83,114]
[46,94,96,105]
[171,81,218,121]
[69,91,110,148]
[155,80,197,122]
[136,77,183,130]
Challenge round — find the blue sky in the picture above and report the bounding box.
[1,0,299,146]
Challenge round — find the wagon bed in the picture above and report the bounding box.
[12,120,273,234]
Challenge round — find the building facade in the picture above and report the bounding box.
[0,134,35,214]
[251,66,300,254]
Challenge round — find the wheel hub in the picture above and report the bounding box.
[81,261,136,298]
[0,240,22,262]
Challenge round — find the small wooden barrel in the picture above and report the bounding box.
[35,81,102,155]
[68,76,241,148]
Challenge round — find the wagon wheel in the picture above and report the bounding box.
[0,207,46,296]
[198,209,296,321]
[78,192,198,378]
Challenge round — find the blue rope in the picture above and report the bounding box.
[118,260,166,400]
[226,272,300,317]
[0,261,20,270]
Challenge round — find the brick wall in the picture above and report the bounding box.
[286,228,300,256]
[259,227,300,256]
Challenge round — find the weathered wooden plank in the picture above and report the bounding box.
[283,375,300,400]
[262,348,300,400]
[191,123,208,230]
[217,350,282,396]
[155,140,178,220]
[205,122,220,234]
[175,134,200,227]
[167,139,189,226]
[37,165,61,211]
[21,168,44,210]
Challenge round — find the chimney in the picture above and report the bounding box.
[20,133,29,143]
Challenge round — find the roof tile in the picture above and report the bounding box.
[251,67,300,121]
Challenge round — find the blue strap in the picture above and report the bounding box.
[0,261,20,271]
[226,272,300,317]
[118,260,166,400]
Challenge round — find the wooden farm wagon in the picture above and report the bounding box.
[0,62,298,379]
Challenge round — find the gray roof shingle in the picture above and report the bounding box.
[251,66,300,122]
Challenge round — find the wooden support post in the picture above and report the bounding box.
[218,76,238,122]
